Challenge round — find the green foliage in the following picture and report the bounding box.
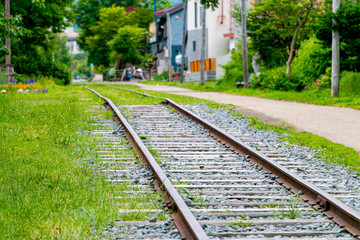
[250,66,303,91]
[75,0,153,68]
[200,0,219,10]
[0,5,30,55]
[82,5,153,68]
[72,56,89,78]
[219,44,244,86]
[1,0,73,80]
[340,71,360,94]
[291,37,331,86]
[109,26,149,66]
[143,0,173,9]
[52,62,72,85]
[235,0,317,68]
[313,1,360,72]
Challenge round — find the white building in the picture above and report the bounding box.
[62,25,82,55]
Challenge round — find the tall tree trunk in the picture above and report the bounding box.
[200,5,206,85]
[286,10,309,78]
[5,0,11,80]
[241,0,249,88]
[331,0,340,97]
[180,2,187,83]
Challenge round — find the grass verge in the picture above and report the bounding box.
[0,84,120,239]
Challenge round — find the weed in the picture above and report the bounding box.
[230,220,253,229]
[271,194,302,219]
[139,135,150,140]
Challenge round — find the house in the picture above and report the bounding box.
[150,4,185,74]
[151,0,250,80]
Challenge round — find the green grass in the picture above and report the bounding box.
[0,84,163,239]
[142,80,360,110]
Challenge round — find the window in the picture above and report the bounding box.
[193,41,196,52]
[195,2,198,28]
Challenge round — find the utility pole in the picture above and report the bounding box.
[331,0,340,97]
[180,1,187,83]
[154,0,159,53]
[167,12,172,81]
[5,0,12,80]
[200,5,206,85]
[241,0,249,88]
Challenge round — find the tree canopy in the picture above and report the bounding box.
[0,0,73,81]
[236,0,317,71]
[313,1,360,72]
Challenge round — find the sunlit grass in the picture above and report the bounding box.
[0,84,163,239]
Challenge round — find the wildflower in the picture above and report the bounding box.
[304,85,308,89]
[89,129,92,131]
[25,90,29,93]
[321,77,324,80]
[4,85,8,88]
[325,74,327,77]
[249,124,253,126]
[1,89,7,93]
[316,86,319,89]
[9,79,14,83]
[38,85,42,88]
[316,79,319,82]
[14,84,18,88]
[34,89,38,92]
[18,89,24,93]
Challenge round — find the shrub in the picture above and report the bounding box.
[291,37,331,87]
[52,62,71,85]
[340,71,360,94]
[219,41,254,87]
[250,66,303,91]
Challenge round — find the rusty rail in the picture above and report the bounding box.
[108,86,360,238]
[85,87,209,240]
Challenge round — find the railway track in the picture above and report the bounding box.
[86,87,360,239]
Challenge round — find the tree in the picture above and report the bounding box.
[0,0,73,80]
[85,6,129,67]
[235,0,317,77]
[84,5,153,68]
[108,26,148,65]
[313,1,360,73]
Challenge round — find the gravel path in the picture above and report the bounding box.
[119,83,360,153]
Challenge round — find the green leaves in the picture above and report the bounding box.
[0,8,31,55]
[235,0,317,68]
[313,1,360,72]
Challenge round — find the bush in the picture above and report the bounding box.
[340,71,360,94]
[219,41,254,87]
[291,37,331,87]
[250,66,303,91]
[52,62,71,85]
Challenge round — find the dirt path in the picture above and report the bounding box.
[118,83,359,153]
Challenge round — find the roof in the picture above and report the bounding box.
[156,3,184,17]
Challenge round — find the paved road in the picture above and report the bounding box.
[117,83,360,153]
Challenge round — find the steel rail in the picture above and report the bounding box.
[110,86,360,238]
[85,87,209,240]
